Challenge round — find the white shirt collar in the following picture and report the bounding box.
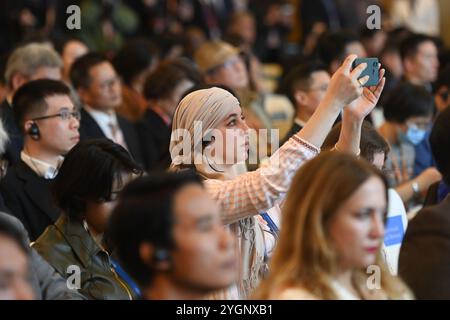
[83,105,119,141]
[21,151,63,179]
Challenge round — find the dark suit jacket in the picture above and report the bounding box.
[0,99,23,166]
[136,108,171,172]
[0,160,60,241]
[79,108,143,166]
[398,195,450,299]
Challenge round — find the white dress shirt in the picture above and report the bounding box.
[21,151,63,179]
[84,106,128,149]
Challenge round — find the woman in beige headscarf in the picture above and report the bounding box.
[169,54,373,299]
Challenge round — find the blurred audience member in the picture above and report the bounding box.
[113,37,159,122]
[108,172,237,300]
[70,52,143,166]
[255,152,412,300]
[138,58,200,172]
[1,42,62,166]
[32,139,143,300]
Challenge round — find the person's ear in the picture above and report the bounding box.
[139,242,171,271]
[10,72,28,92]
[403,57,414,75]
[76,87,90,104]
[294,89,308,106]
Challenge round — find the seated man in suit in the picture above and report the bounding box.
[398,107,450,299]
[69,52,143,166]
[0,79,80,241]
[138,58,199,171]
[0,42,62,166]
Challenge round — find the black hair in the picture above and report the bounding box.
[316,31,361,70]
[113,37,159,87]
[12,79,71,133]
[383,82,434,123]
[400,33,437,61]
[279,60,327,105]
[143,57,201,101]
[69,52,108,89]
[430,107,450,185]
[51,139,143,220]
[107,171,202,287]
[323,121,390,163]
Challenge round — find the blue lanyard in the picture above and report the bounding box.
[260,212,279,236]
[110,258,141,298]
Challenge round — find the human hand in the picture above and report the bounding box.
[324,54,368,108]
[345,66,386,121]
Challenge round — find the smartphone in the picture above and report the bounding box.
[352,57,379,87]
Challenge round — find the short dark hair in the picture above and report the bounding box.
[280,60,327,105]
[430,107,450,185]
[12,79,71,133]
[400,33,437,61]
[0,214,28,253]
[107,171,202,287]
[52,139,143,220]
[323,121,390,163]
[143,58,201,101]
[70,52,108,89]
[316,31,360,69]
[383,82,434,123]
[113,38,159,87]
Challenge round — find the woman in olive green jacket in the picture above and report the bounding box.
[33,139,142,300]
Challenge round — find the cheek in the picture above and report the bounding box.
[330,219,367,252]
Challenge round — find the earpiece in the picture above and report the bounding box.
[153,248,170,263]
[27,122,40,140]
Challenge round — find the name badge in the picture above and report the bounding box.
[384,215,404,246]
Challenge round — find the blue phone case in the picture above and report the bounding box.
[352,58,379,87]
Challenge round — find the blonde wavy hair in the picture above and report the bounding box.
[254,151,411,300]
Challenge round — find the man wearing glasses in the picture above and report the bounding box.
[70,53,143,167]
[0,79,80,241]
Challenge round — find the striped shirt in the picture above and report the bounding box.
[204,133,320,225]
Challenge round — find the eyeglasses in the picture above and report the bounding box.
[32,109,81,122]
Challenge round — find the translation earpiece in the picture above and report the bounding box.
[27,122,40,140]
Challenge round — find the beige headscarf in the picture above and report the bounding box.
[169,87,244,180]
[169,87,267,299]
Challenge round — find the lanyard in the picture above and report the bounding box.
[260,212,279,237]
[110,258,141,298]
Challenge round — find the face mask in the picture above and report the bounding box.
[405,124,427,145]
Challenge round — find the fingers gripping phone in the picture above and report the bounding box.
[352,57,379,87]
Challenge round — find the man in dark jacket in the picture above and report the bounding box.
[70,52,143,166]
[0,79,80,240]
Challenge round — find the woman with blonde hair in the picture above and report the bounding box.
[254,152,412,300]
[169,54,377,299]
